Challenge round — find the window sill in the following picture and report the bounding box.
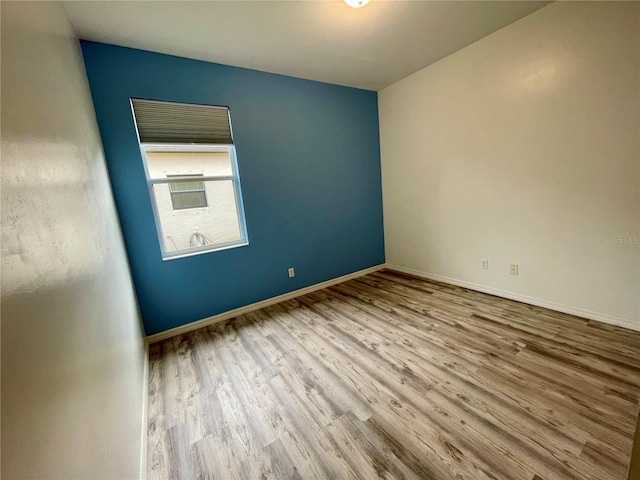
[162,240,249,261]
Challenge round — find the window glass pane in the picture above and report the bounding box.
[152,180,242,253]
[169,180,205,192]
[144,147,233,181]
[171,191,207,210]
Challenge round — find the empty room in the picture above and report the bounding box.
[2,1,639,479]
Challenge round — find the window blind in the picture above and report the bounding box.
[131,99,233,145]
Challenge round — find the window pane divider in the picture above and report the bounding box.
[148,175,236,184]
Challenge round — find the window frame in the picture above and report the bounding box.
[139,143,249,261]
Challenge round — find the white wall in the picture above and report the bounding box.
[379,2,640,330]
[1,2,147,478]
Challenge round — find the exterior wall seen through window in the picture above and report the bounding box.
[144,149,243,254]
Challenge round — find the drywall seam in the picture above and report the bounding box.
[388,265,640,332]
[147,264,386,343]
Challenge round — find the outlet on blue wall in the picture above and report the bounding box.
[80,41,385,336]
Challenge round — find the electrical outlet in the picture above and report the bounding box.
[481,259,488,270]
[510,264,519,275]
[288,267,295,278]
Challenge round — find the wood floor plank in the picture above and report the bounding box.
[364,412,507,480]
[579,440,628,480]
[225,317,281,384]
[242,438,302,480]
[213,326,280,450]
[266,334,349,426]
[267,374,358,478]
[324,412,416,480]
[421,387,592,480]
[147,343,172,480]
[147,269,640,480]
[473,364,634,454]
[204,326,266,461]
[166,423,193,480]
[261,315,375,422]
[191,429,244,480]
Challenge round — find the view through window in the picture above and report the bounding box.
[144,145,246,256]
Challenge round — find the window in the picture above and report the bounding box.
[167,175,207,210]
[131,99,248,260]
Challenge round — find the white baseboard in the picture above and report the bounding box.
[387,265,640,332]
[139,339,149,480]
[146,264,386,343]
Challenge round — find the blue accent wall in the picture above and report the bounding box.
[80,41,384,336]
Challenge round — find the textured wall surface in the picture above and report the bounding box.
[81,41,385,335]
[1,3,146,479]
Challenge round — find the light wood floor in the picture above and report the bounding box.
[147,270,640,480]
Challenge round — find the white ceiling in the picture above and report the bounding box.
[64,1,551,91]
